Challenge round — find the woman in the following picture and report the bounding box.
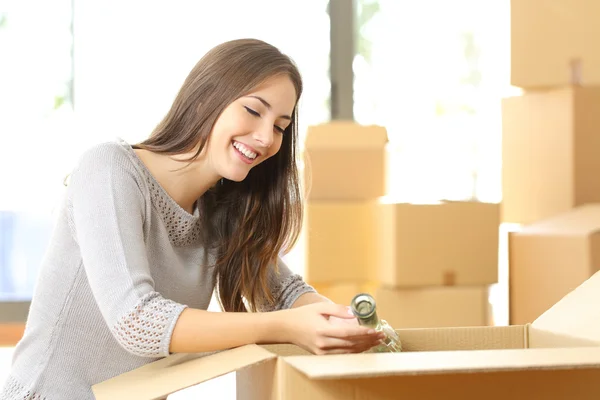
[1,39,385,399]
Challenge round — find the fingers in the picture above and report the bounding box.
[328,316,359,326]
[317,303,356,320]
[320,325,383,340]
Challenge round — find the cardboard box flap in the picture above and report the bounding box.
[282,347,600,380]
[397,326,527,352]
[305,121,388,149]
[92,345,276,400]
[517,204,600,236]
[529,269,600,348]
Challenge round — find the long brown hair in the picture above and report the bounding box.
[135,39,304,313]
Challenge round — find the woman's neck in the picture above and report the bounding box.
[134,148,220,214]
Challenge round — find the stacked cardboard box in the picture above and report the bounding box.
[304,122,500,328]
[510,0,600,89]
[303,120,386,296]
[509,204,600,324]
[501,86,600,224]
[505,1,600,323]
[504,0,600,224]
[370,200,499,328]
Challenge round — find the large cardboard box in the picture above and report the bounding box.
[375,200,499,287]
[94,269,600,399]
[511,0,600,89]
[509,204,600,325]
[304,121,388,200]
[305,201,378,284]
[501,86,600,224]
[375,286,491,328]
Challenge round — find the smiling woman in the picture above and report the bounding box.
[1,38,383,400]
[132,39,306,313]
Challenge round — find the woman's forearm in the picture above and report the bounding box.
[169,308,288,354]
[169,292,335,354]
[291,292,332,308]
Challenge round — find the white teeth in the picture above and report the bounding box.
[233,142,257,159]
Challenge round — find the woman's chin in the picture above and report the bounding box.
[222,170,250,183]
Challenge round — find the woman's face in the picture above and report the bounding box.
[208,74,297,182]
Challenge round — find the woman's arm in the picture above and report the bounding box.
[169,293,336,353]
[169,302,384,355]
[70,145,187,358]
[169,308,284,353]
[259,258,328,311]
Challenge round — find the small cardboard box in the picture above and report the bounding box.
[501,86,600,224]
[511,0,600,88]
[375,285,491,328]
[0,323,25,346]
[304,121,388,200]
[509,203,600,325]
[375,200,499,287]
[305,200,379,284]
[94,269,600,399]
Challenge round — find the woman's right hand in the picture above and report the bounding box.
[279,302,386,355]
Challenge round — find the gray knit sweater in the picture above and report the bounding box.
[0,139,315,400]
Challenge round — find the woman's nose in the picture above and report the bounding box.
[253,124,274,148]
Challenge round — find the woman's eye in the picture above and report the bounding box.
[244,106,260,117]
[244,105,285,134]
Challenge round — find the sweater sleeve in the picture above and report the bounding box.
[259,257,316,312]
[68,144,187,358]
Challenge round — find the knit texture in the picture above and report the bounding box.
[0,139,315,400]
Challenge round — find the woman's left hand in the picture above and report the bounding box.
[328,307,360,326]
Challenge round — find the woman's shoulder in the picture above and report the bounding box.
[70,138,148,189]
[76,138,135,165]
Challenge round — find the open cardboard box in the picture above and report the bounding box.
[93,270,600,400]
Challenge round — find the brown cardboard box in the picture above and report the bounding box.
[310,282,379,306]
[375,286,491,328]
[375,200,499,287]
[305,200,378,284]
[511,0,600,88]
[94,269,600,399]
[509,204,600,325]
[304,121,388,200]
[501,86,600,224]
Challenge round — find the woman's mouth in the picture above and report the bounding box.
[232,140,258,164]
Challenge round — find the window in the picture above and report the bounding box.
[354,0,518,203]
[0,0,73,301]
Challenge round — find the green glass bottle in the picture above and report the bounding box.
[350,293,402,353]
